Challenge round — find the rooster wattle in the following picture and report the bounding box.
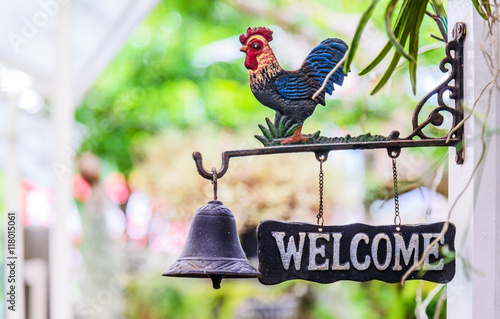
[240,27,348,144]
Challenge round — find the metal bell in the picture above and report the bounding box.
[162,200,260,289]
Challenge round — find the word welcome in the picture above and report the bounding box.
[272,231,444,272]
[257,221,455,285]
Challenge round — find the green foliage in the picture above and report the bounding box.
[346,0,434,95]
[346,0,492,96]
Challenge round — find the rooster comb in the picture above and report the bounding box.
[239,27,273,44]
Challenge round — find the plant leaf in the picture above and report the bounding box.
[370,51,402,95]
[408,0,428,94]
[482,0,492,16]
[430,0,446,17]
[471,0,489,19]
[359,41,392,75]
[345,0,381,73]
[408,37,417,94]
[358,0,410,76]
[385,0,415,63]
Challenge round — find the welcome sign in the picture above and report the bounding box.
[257,221,455,285]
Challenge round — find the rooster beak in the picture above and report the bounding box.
[240,45,248,53]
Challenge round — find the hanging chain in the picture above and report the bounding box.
[316,156,325,228]
[211,167,218,201]
[392,158,401,230]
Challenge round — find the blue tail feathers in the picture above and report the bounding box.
[304,38,348,95]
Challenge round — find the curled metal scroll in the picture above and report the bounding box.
[401,22,465,163]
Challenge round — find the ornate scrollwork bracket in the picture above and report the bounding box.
[400,22,465,164]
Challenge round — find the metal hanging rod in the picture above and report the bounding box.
[193,22,466,181]
[193,136,461,180]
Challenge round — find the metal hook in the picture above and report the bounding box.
[193,151,230,181]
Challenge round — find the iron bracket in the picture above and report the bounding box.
[193,22,466,181]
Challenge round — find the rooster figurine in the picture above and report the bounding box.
[240,27,348,144]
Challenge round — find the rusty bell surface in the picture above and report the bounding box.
[162,200,260,289]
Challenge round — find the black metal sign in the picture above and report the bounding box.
[257,221,455,285]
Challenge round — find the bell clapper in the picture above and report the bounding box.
[209,275,224,289]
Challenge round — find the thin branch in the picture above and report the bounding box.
[426,10,448,42]
[434,288,447,319]
[312,51,348,101]
[429,34,445,42]
[446,74,497,143]
[415,283,444,318]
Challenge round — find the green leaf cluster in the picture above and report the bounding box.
[346,0,441,95]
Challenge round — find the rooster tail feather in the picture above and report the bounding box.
[304,38,349,95]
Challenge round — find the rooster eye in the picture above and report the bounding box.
[252,43,260,50]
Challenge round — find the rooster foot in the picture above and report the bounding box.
[280,125,310,144]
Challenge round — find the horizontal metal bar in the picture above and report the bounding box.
[193,138,462,180]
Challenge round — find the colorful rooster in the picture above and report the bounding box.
[240,27,348,144]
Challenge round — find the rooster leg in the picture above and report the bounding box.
[280,125,309,144]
